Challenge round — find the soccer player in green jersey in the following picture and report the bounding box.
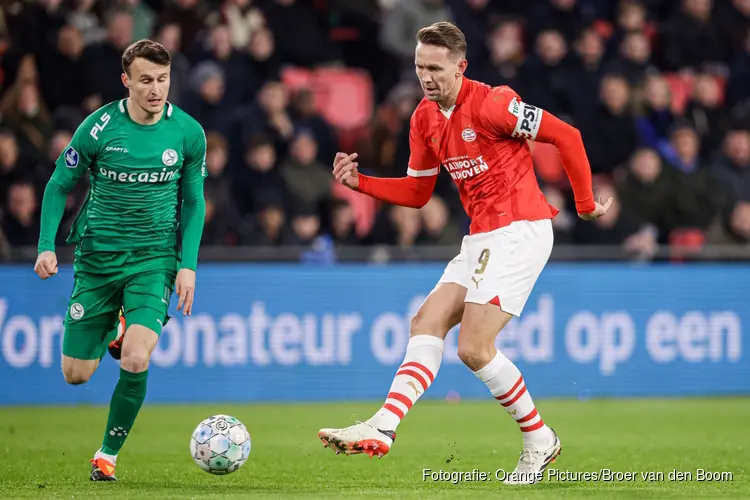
[34,39,207,481]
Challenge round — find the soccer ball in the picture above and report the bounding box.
[190,414,251,474]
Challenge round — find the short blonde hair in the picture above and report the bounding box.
[416,22,467,59]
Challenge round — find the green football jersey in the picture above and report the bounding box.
[51,99,207,253]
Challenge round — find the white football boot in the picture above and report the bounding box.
[318,421,395,458]
[503,428,562,485]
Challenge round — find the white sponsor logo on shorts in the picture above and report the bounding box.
[70,303,85,320]
[162,149,178,166]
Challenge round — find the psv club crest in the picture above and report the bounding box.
[462,128,476,142]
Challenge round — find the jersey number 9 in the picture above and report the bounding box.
[474,248,491,274]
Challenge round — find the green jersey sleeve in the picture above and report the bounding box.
[37,109,107,253]
[178,120,207,271]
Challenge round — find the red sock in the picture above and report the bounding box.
[367,335,443,431]
[474,350,554,449]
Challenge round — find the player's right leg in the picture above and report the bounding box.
[63,251,126,482]
[318,244,469,457]
[61,272,122,385]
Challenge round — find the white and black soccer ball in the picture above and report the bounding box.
[190,414,251,474]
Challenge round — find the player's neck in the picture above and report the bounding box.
[438,76,462,110]
[126,98,164,126]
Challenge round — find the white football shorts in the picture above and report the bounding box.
[437,219,553,317]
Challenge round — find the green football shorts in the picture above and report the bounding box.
[62,247,179,360]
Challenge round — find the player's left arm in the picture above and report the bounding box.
[479,89,603,217]
[176,122,208,315]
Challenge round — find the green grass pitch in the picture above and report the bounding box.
[1,398,748,499]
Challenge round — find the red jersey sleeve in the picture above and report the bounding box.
[478,87,596,214]
[478,86,543,141]
[406,112,440,178]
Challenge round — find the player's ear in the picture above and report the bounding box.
[457,58,468,77]
[121,72,129,89]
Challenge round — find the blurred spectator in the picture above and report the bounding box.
[579,74,637,175]
[280,130,331,208]
[444,0,504,71]
[184,61,233,136]
[528,0,592,44]
[0,57,53,165]
[470,16,525,88]
[193,24,250,106]
[717,0,750,57]
[616,148,679,241]
[604,31,653,86]
[658,0,724,71]
[0,131,28,207]
[725,28,750,108]
[202,183,236,245]
[289,88,337,165]
[380,0,453,78]
[232,134,286,217]
[238,190,296,245]
[543,186,574,243]
[83,9,135,107]
[239,80,294,159]
[706,200,750,244]
[154,23,190,107]
[2,181,40,247]
[573,181,657,259]
[661,122,705,173]
[634,73,675,151]
[419,195,461,244]
[244,27,282,101]
[216,0,265,50]
[155,0,207,55]
[518,29,571,117]
[204,131,240,226]
[564,26,605,120]
[712,128,750,201]
[68,0,108,46]
[36,25,95,113]
[684,72,732,158]
[289,201,322,246]
[116,0,157,42]
[328,198,360,245]
[261,0,338,67]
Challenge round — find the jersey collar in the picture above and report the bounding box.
[455,76,471,105]
[434,76,471,114]
[118,99,173,118]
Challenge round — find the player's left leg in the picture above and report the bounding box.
[458,219,559,485]
[91,249,177,482]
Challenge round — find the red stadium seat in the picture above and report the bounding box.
[669,228,705,262]
[331,181,378,238]
[282,67,374,131]
[664,73,727,113]
[529,141,564,185]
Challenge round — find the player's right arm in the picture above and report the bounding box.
[332,112,438,208]
[35,112,100,278]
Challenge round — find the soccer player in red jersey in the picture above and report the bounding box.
[318,22,612,484]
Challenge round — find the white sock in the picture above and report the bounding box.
[474,350,554,449]
[367,335,443,431]
[94,448,117,465]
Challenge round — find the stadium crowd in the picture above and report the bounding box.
[1,0,750,259]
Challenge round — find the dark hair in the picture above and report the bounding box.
[122,39,171,75]
[416,22,467,59]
